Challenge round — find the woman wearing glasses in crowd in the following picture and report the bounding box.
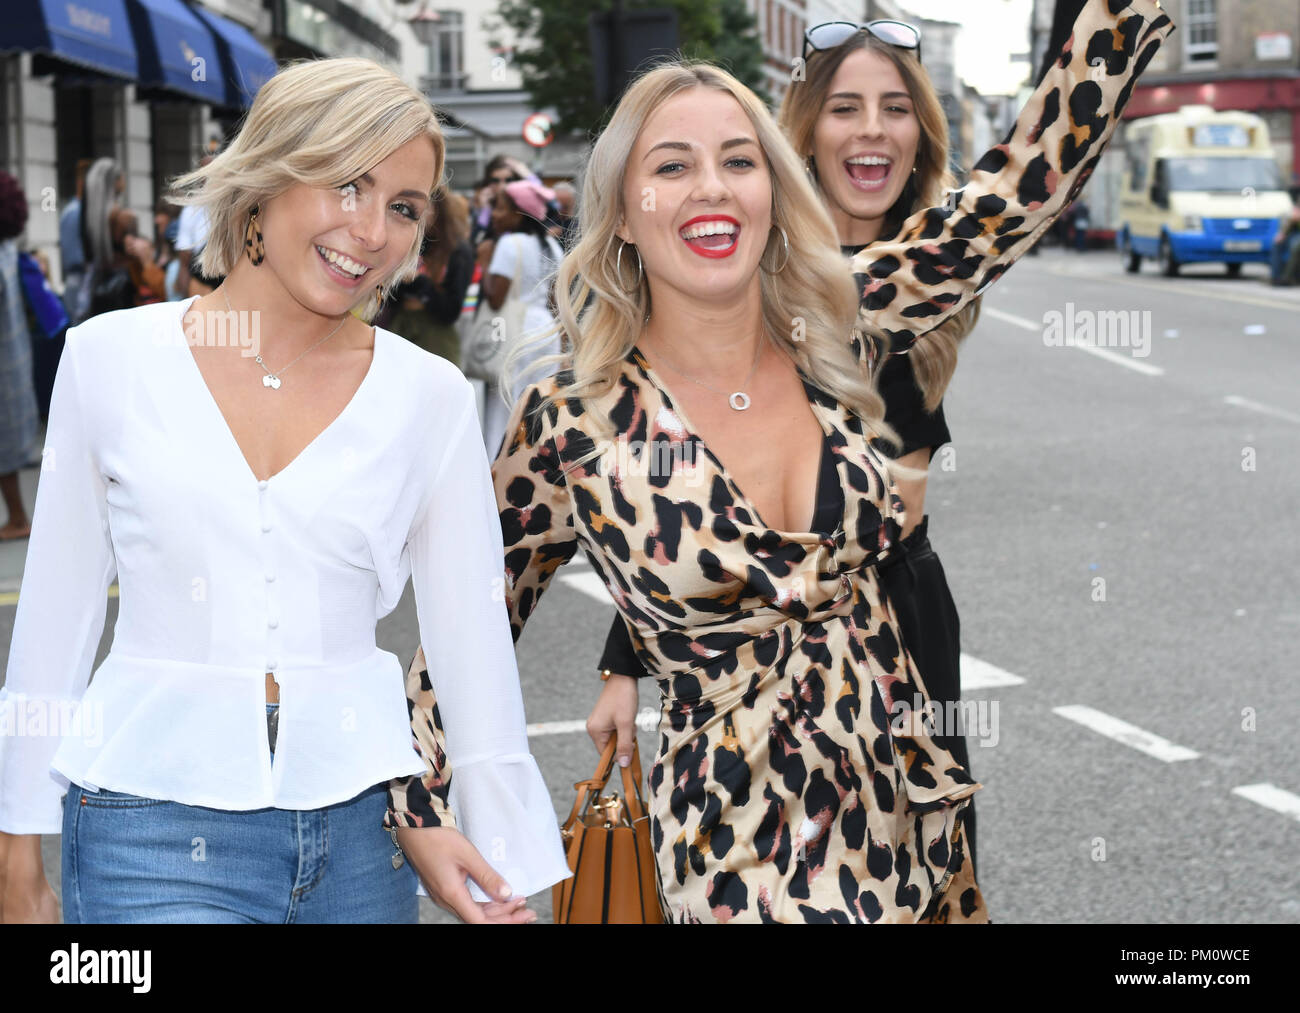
[587,16,992,872]
[0,58,568,924]
[398,0,1174,922]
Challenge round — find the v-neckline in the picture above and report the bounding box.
[628,343,840,540]
[175,296,383,485]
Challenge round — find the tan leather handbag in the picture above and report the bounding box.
[553,737,663,924]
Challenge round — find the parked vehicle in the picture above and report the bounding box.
[1115,105,1294,277]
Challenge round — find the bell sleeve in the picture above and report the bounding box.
[0,328,117,833]
[390,380,571,901]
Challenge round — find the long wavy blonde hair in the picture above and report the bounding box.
[164,57,445,322]
[779,31,980,411]
[504,60,891,455]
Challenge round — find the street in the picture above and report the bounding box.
[2,246,1297,924]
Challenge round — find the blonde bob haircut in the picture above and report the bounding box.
[504,60,894,453]
[779,32,980,413]
[165,57,445,322]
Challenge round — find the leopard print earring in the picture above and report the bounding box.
[245,204,265,265]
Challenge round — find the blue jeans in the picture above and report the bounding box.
[60,704,417,923]
[1270,231,1300,283]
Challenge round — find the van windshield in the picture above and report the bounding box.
[1166,157,1280,192]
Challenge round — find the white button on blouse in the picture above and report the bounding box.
[0,298,569,899]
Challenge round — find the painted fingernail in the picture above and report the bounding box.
[499,884,512,899]
[619,756,630,767]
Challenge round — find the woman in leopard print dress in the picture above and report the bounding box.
[388,0,1175,922]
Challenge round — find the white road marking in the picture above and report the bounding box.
[982,306,1165,376]
[528,711,660,738]
[1223,394,1300,426]
[1052,705,1200,762]
[961,654,1027,690]
[558,570,609,602]
[1231,783,1300,821]
[525,719,588,737]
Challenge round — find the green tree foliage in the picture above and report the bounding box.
[712,0,771,108]
[487,0,771,137]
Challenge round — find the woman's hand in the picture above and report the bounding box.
[122,235,153,264]
[0,832,60,924]
[586,673,639,768]
[393,825,537,924]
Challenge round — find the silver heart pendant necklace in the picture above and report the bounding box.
[220,286,348,391]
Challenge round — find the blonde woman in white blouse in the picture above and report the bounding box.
[0,58,568,923]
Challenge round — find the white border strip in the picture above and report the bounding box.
[1052,705,1200,761]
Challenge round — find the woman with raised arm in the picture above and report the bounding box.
[0,57,567,924]
[402,0,1174,922]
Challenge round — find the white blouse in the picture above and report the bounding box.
[0,296,570,900]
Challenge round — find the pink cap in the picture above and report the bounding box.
[504,179,556,222]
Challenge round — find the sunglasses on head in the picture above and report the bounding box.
[803,20,923,65]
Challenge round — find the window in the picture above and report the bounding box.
[426,10,464,90]
[1184,0,1217,63]
[1166,156,1280,192]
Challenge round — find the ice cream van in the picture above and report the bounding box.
[1115,105,1294,276]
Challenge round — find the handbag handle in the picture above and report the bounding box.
[561,736,648,831]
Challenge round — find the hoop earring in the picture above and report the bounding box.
[616,240,642,289]
[764,224,790,274]
[245,204,265,266]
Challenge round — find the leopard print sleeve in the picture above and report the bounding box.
[383,687,455,830]
[848,0,1176,360]
[493,382,580,643]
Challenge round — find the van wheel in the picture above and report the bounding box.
[1120,233,1140,273]
[1159,236,1180,277]
[1226,263,1242,278]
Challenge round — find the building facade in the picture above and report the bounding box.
[1026,0,1300,235]
[0,0,478,281]
[1030,0,1300,187]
